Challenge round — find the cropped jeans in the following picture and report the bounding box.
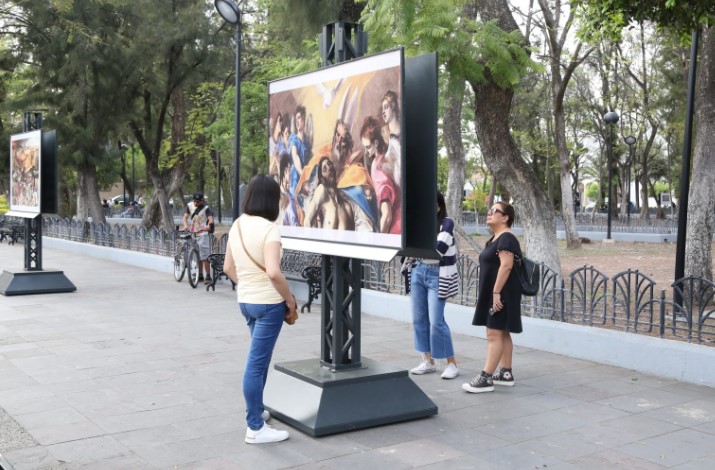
[240,301,285,431]
[410,261,454,360]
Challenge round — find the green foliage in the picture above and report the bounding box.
[360,0,537,89]
[437,155,448,193]
[58,166,78,218]
[585,182,600,200]
[202,0,338,188]
[277,0,361,45]
[169,83,224,175]
[0,194,7,214]
[653,180,670,196]
[575,0,715,42]
[463,184,490,213]
[6,0,136,170]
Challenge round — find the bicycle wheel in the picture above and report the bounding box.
[173,254,185,282]
[187,247,201,288]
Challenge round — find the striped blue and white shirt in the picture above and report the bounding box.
[436,217,459,299]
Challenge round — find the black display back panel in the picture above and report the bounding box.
[41,130,58,214]
[400,52,438,259]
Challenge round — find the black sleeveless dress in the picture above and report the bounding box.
[472,231,523,333]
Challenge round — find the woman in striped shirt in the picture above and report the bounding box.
[408,192,460,379]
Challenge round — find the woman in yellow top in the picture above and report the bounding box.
[223,175,298,444]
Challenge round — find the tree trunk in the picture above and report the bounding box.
[538,0,581,249]
[141,167,180,231]
[554,108,581,248]
[684,26,715,281]
[487,177,497,210]
[468,0,561,273]
[444,78,466,224]
[82,161,107,224]
[638,122,658,218]
[76,171,88,221]
[136,85,194,231]
[74,162,105,223]
[619,170,628,219]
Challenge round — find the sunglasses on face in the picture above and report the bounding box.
[487,208,505,216]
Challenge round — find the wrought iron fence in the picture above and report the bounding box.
[462,211,679,234]
[39,216,715,345]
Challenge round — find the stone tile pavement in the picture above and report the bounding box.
[1,241,714,469]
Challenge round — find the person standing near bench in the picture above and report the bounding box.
[182,192,214,285]
[223,175,298,444]
[405,192,460,379]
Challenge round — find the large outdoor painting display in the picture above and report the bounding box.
[268,49,404,250]
[10,130,42,214]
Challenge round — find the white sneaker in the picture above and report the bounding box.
[262,410,271,422]
[441,363,459,379]
[410,361,437,375]
[245,424,289,444]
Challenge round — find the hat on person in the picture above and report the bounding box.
[192,192,204,201]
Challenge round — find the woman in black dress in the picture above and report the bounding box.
[463,201,522,393]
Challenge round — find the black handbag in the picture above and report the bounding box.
[516,255,540,296]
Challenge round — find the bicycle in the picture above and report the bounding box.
[173,231,201,288]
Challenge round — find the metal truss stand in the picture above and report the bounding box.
[1,113,75,296]
[0,216,75,296]
[264,23,436,436]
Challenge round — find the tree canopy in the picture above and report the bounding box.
[575,0,715,36]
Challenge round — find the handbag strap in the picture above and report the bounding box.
[237,219,266,273]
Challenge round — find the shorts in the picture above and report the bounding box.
[196,235,211,261]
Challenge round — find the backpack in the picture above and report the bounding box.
[515,255,540,296]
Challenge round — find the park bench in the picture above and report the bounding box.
[205,253,236,292]
[300,266,322,313]
[206,249,321,310]
[0,220,24,245]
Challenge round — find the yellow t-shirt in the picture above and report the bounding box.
[229,214,283,304]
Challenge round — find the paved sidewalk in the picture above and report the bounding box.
[1,242,714,469]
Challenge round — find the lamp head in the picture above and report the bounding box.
[215,0,240,25]
[604,111,619,124]
[624,135,636,146]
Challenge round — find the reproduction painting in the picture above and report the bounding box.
[268,49,404,250]
[10,130,42,214]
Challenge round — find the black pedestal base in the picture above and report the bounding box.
[264,357,438,437]
[0,269,76,296]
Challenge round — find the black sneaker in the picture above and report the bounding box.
[462,371,494,393]
[492,368,515,386]
[198,274,204,282]
[204,276,213,285]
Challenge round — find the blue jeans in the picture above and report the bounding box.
[240,301,285,430]
[411,262,454,360]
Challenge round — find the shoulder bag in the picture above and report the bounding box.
[515,254,540,296]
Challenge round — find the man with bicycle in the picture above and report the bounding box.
[182,192,215,285]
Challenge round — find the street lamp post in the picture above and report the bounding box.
[217,150,222,223]
[121,144,128,207]
[624,135,636,221]
[214,0,241,220]
[604,111,619,240]
[131,145,136,204]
